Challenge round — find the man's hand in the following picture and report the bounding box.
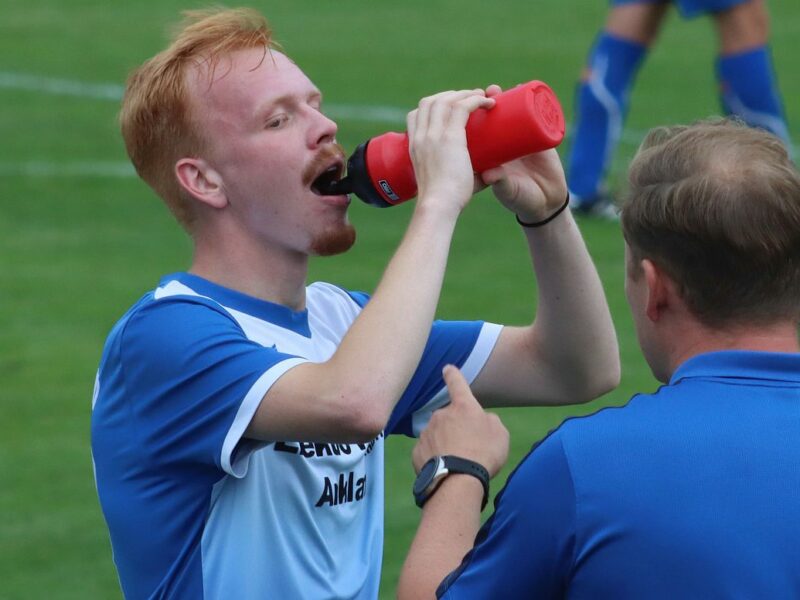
[399,365,509,600]
[477,85,569,223]
[413,365,509,477]
[407,90,495,218]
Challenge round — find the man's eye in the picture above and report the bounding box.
[266,115,287,129]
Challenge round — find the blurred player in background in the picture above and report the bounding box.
[567,0,791,217]
[399,119,800,598]
[91,7,619,599]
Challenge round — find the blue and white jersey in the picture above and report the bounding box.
[91,272,501,599]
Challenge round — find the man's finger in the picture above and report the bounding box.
[448,94,495,129]
[442,364,478,406]
[485,84,502,98]
[406,108,418,143]
[414,89,485,139]
[479,166,505,186]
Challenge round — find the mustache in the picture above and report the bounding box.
[302,143,347,187]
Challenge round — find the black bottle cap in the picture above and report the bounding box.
[344,141,394,208]
[315,141,394,208]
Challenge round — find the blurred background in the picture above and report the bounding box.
[0,0,796,597]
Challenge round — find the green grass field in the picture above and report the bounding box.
[0,0,796,597]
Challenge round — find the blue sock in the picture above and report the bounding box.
[717,46,790,148]
[567,33,647,203]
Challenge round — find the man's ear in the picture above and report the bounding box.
[175,158,227,209]
[641,258,672,322]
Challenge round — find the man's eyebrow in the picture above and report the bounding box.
[255,95,289,117]
[254,91,323,122]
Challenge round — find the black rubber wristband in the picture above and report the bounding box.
[414,455,491,510]
[516,192,571,228]
[442,456,490,511]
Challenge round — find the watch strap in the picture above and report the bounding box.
[414,455,490,511]
[442,456,490,511]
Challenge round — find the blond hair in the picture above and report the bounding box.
[621,118,800,327]
[119,7,278,229]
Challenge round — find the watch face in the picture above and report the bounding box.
[413,457,441,497]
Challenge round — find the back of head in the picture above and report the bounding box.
[119,7,278,231]
[621,118,800,328]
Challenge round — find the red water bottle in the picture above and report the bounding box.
[325,81,566,207]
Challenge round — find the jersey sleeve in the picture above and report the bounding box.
[111,296,307,478]
[437,432,577,598]
[385,320,502,437]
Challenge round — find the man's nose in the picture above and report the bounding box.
[311,110,338,148]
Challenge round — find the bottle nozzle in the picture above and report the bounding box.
[317,174,354,196]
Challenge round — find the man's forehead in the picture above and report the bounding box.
[188,48,315,110]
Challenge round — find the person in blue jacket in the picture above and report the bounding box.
[399,118,800,599]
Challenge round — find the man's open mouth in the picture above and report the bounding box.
[310,161,346,196]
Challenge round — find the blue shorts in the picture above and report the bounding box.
[612,0,749,19]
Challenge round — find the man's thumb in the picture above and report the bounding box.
[480,167,504,186]
[442,364,476,406]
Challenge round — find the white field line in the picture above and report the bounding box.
[1,71,796,178]
[0,72,124,101]
[0,71,410,124]
[0,160,135,177]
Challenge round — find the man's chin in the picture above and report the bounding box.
[310,224,357,257]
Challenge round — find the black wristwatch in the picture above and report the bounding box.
[413,455,490,510]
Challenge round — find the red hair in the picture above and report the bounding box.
[119,8,279,230]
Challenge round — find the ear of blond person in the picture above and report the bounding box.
[412,365,509,477]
